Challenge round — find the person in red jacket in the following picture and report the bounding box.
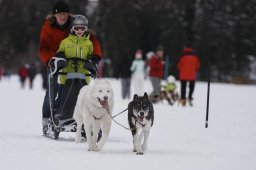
[18,64,29,89]
[177,46,200,106]
[149,45,165,100]
[39,1,103,135]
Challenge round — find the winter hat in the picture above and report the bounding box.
[167,75,176,83]
[182,47,193,53]
[156,45,165,51]
[146,51,154,60]
[52,1,70,14]
[135,49,143,59]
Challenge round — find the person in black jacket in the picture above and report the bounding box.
[116,56,132,100]
[28,63,37,89]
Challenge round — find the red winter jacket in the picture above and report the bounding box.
[177,50,200,80]
[149,55,164,79]
[18,66,28,78]
[39,20,102,65]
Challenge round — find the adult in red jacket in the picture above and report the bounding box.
[39,5,102,65]
[149,45,165,97]
[177,46,200,106]
[39,1,103,135]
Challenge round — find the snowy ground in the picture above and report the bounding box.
[0,75,256,170]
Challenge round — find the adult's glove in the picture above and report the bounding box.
[84,59,97,78]
[48,51,67,73]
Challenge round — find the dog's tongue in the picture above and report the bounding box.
[138,116,144,122]
[100,100,109,113]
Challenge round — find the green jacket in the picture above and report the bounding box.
[58,34,93,84]
[162,82,177,92]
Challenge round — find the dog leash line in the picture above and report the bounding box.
[111,117,134,131]
[106,109,134,131]
[111,108,128,118]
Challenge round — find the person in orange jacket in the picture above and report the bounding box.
[39,1,102,135]
[177,45,200,106]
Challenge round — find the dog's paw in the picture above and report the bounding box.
[88,145,96,151]
[136,147,144,155]
[95,146,102,152]
[136,151,144,155]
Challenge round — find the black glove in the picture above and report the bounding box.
[55,51,66,59]
[84,59,97,78]
[90,55,101,65]
[48,51,67,71]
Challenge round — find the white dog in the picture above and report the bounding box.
[73,79,114,151]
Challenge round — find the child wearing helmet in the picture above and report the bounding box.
[160,75,179,105]
[57,15,95,85]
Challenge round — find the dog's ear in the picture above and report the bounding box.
[133,94,138,100]
[143,92,148,99]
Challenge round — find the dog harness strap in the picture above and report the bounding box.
[93,115,102,120]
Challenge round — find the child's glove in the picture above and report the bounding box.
[84,59,98,78]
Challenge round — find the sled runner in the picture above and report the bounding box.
[45,57,97,139]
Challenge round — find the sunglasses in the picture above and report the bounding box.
[73,26,87,31]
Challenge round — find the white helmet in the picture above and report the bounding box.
[167,75,176,83]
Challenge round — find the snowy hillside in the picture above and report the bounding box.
[0,75,256,170]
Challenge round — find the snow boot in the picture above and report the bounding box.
[180,99,186,107]
[42,118,49,135]
[188,98,193,106]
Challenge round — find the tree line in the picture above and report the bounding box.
[0,0,255,83]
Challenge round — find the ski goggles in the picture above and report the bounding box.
[72,26,87,31]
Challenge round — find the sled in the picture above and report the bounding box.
[45,57,94,140]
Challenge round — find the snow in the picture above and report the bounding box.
[0,75,256,170]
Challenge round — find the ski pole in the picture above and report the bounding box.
[205,60,211,128]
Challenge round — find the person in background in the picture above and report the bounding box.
[18,64,28,88]
[145,51,155,79]
[161,75,179,105]
[149,45,165,102]
[0,66,4,81]
[28,63,37,89]
[39,1,102,135]
[116,54,132,100]
[177,45,200,106]
[130,49,145,96]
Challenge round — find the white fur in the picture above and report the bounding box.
[132,118,152,154]
[73,79,114,151]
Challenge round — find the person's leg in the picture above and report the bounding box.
[155,78,161,95]
[126,78,131,99]
[150,77,158,96]
[137,74,144,96]
[180,80,187,100]
[123,78,129,99]
[121,78,126,99]
[133,75,139,95]
[188,80,195,100]
[188,80,195,106]
[180,80,187,106]
[133,74,144,96]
